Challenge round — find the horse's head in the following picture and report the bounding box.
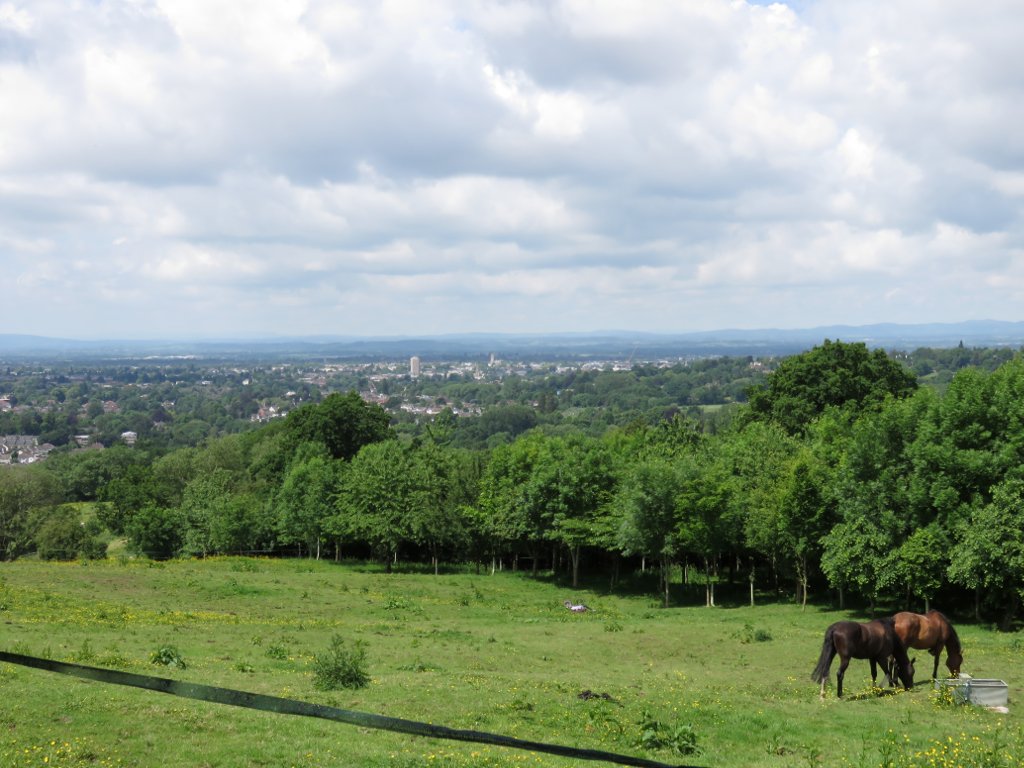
[897,655,916,690]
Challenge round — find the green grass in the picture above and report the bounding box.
[0,557,1021,767]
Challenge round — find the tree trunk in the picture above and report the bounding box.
[798,556,809,611]
[570,544,580,588]
[1000,591,1019,631]
[749,562,755,607]
[661,555,671,608]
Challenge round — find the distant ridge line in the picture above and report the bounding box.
[2,321,1023,361]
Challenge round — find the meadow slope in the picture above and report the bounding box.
[0,558,1021,768]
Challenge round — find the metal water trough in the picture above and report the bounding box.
[935,674,1009,709]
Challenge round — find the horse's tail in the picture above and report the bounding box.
[810,626,835,683]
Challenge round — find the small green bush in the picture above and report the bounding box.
[150,645,186,669]
[312,635,369,690]
[636,709,700,757]
[265,643,289,660]
[735,622,772,644]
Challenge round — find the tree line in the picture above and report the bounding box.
[3,341,1024,627]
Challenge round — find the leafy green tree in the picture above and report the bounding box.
[408,444,475,574]
[179,469,238,558]
[276,456,340,559]
[884,523,949,612]
[336,441,417,571]
[720,421,799,604]
[283,391,392,461]
[820,510,895,613]
[0,466,62,560]
[125,504,184,560]
[150,447,201,508]
[616,458,682,607]
[774,450,832,608]
[526,435,617,587]
[44,444,144,502]
[34,505,101,561]
[208,492,273,555]
[675,451,732,608]
[100,464,160,535]
[746,339,917,435]
[947,479,1024,627]
[477,433,551,574]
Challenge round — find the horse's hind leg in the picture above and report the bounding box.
[836,657,850,698]
[875,656,895,687]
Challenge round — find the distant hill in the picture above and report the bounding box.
[2,321,1023,362]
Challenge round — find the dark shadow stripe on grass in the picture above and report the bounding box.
[0,651,698,768]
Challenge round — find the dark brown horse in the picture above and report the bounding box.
[892,610,962,679]
[811,618,915,698]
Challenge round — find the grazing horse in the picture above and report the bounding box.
[892,610,962,679]
[811,618,915,698]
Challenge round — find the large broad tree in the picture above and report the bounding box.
[282,391,392,461]
[746,339,917,436]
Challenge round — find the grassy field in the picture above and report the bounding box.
[0,557,1021,768]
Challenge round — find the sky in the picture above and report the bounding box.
[2,0,1023,340]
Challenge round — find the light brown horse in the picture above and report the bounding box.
[892,610,962,679]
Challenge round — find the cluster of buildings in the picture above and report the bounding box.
[0,435,55,465]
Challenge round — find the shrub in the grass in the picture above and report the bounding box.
[150,645,186,669]
[312,635,369,690]
[636,709,700,757]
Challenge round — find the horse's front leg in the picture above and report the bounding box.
[880,659,897,688]
[931,649,941,680]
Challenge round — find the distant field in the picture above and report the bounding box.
[0,558,1021,767]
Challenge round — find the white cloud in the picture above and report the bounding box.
[0,0,1022,337]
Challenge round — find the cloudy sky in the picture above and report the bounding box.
[2,0,1022,339]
